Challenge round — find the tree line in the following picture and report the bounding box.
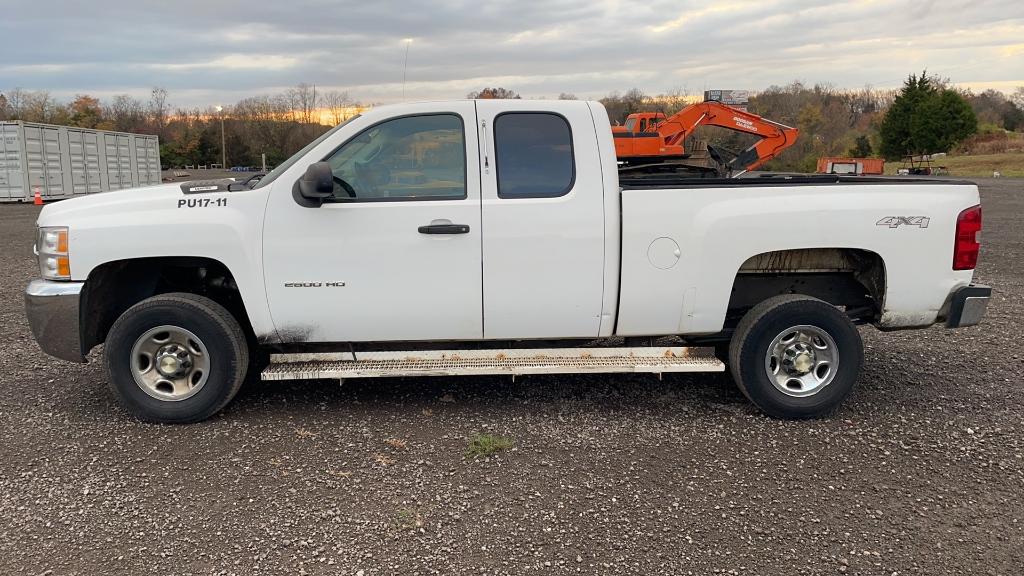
[2,75,1022,172]
[0,84,358,169]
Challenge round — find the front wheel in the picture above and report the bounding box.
[728,295,863,419]
[105,293,250,423]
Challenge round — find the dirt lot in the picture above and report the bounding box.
[1,179,1021,575]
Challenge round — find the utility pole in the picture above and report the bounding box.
[220,114,226,169]
[215,105,227,169]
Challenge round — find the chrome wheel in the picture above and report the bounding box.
[764,324,838,398]
[129,325,210,401]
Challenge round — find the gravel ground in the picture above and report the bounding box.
[1,179,1021,575]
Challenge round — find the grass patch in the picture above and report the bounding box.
[395,507,424,530]
[883,151,1024,178]
[466,432,513,458]
[384,437,407,449]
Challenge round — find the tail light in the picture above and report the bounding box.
[953,205,981,270]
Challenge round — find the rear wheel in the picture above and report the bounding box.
[105,293,249,423]
[728,295,863,419]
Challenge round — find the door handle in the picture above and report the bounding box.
[418,223,470,234]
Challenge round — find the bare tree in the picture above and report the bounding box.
[148,87,170,135]
[3,88,27,119]
[467,87,521,99]
[654,87,691,116]
[106,94,147,132]
[287,83,318,124]
[19,90,61,123]
[557,93,578,100]
[1013,87,1024,110]
[321,90,353,125]
[599,88,647,124]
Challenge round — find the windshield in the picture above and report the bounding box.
[624,118,637,132]
[253,115,361,189]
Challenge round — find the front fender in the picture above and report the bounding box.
[36,184,276,341]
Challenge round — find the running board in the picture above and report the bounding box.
[262,347,724,381]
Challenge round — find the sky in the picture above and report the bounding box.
[1,0,1023,108]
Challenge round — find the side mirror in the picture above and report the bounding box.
[292,162,334,207]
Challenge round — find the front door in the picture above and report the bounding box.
[263,102,483,343]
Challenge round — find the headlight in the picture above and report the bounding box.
[37,226,70,280]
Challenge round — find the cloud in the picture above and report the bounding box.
[648,1,754,34]
[0,0,1022,107]
[0,64,71,74]
[147,54,302,72]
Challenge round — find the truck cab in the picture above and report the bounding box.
[261,100,618,342]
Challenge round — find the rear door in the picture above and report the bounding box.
[475,100,607,339]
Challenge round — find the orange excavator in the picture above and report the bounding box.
[612,101,799,177]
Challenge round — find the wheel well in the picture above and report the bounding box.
[725,248,886,329]
[80,257,254,356]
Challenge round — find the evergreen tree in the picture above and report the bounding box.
[848,134,872,157]
[911,89,977,153]
[880,72,977,159]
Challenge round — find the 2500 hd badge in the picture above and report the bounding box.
[284,281,346,288]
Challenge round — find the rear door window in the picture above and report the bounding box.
[493,113,575,199]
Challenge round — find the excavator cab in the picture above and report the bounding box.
[621,112,667,134]
[613,112,683,159]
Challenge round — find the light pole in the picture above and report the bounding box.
[215,105,226,169]
[402,38,413,100]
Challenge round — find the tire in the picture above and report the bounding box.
[728,295,863,419]
[104,293,250,423]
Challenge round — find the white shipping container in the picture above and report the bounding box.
[0,121,160,202]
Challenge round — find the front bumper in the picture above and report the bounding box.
[25,279,86,363]
[945,284,991,329]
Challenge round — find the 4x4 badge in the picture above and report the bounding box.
[876,216,930,229]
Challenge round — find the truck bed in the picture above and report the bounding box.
[615,175,980,335]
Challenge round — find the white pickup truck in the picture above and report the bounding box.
[25,99,990,423]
